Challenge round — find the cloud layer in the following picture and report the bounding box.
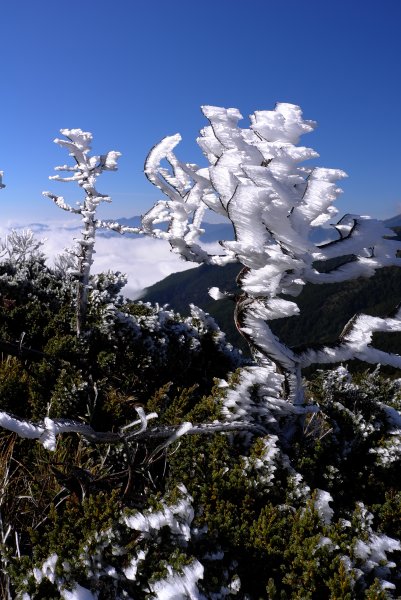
[0,220,222,300]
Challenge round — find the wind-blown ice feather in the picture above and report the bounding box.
[144,103,401,413]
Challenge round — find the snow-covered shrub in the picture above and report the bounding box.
[14,485,204,599]
[159,366,401,597]
[0,243,243,427]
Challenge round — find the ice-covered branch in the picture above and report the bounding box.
[298,309,401,369]
[0,409,264,452]
[0,171,5,190]
[95,219,141,235]
[42,191,81,214]
[143,134,233,265]
[0,407,157,451]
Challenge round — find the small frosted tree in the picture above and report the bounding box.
[143,103,401,420]
[43,129,140,336]
[0,229,45,264]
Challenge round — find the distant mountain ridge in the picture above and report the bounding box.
[96,214,401,245]
[383,214,401,228]
[24,213,401,242]
[21,216,234,242]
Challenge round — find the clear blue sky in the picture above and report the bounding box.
[1,0,401,222]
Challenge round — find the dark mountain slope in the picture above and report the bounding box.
[140,263,240,313]
[384,215,401,228]
[141,263,401,355]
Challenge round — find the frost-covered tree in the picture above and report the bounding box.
[143,104,401,419]
[0,229,45,265]
[43,129,140,336]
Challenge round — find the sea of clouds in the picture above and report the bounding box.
[0,216,343,301]
[0,220,223,300]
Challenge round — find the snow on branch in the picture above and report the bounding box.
[298,309,401,369]
[0,406,157,451]
[145,103,401,413]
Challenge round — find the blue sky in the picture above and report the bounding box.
[1,0,401,222]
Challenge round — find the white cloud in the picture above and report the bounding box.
[92,235,197,298]
[0,221,218,300]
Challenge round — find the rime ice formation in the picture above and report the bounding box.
[144,103,401,408]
